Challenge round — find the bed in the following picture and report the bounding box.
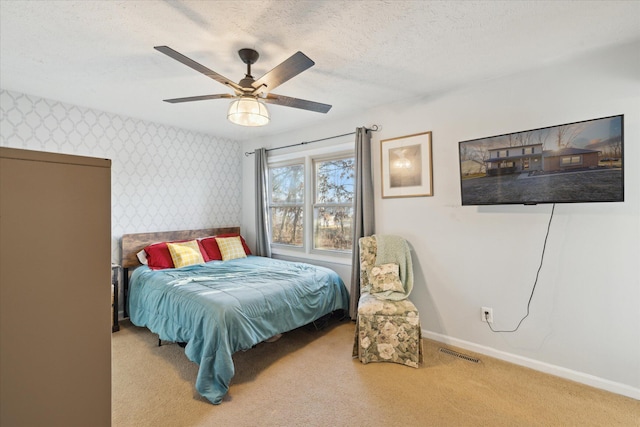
[121,227,349,404]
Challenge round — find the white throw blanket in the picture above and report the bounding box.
[373,234,413,300]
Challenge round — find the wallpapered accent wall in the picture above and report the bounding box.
[0,89,242,263]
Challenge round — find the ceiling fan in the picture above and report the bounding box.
[154,46,332,126]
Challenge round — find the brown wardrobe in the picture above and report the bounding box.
[0,147,111,426]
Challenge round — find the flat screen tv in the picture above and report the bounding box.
[458,115,624,205]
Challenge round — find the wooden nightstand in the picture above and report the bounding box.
[112,264,120,332]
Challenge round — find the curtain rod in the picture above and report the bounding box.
[244,124,379,156]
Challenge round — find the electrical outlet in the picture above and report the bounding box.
[481,307,493,323]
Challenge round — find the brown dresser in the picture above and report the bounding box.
[0,147,112,426]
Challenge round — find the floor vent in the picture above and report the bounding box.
[439,347,480,363]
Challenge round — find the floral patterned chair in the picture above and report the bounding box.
[352,236,423,368]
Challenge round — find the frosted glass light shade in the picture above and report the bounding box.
[227,96,270,127]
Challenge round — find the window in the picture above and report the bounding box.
[560,155,582,166]
[267,144,355,259]
[269,163,304,247]
[313,157,355,252]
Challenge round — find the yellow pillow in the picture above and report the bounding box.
[216,236,247,261]
[167,240,204,268]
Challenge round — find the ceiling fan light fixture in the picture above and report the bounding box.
[227,96,270,127]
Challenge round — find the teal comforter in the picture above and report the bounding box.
[128,256,349,404]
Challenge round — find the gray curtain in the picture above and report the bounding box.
[349,127,375,319]
[255,147,272,257]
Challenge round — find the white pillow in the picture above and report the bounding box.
[136,249,148,265]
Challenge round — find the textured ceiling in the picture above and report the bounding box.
[1,1,639,141]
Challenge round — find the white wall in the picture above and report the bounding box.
[0,90,243,264]
[242,41,640,398]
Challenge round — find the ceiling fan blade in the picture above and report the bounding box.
[263,93,331,113]
[163,94,234,104]
[252,51,314,93]
[154,46,243,94]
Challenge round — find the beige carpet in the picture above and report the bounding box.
[112,319,639,427]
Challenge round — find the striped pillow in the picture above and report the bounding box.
[216,236,247,261]
[167,240,205,268]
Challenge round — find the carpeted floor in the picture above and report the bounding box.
[112,319,639,426]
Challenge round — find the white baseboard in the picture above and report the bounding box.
[423,329,640,401]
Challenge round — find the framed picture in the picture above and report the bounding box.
[381,131,433,198]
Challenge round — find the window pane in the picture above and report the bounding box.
[270,164,304,204]
[314,206,353,251]
[270,207,303,247]
[315,158,355,204]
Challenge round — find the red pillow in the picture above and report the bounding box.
[144,240,210,269]
[197,239,212,262]
[199,237,222,261]
[144,242,174,270]
[200,234,251,261]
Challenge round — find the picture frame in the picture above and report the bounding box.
[381,131,433,198]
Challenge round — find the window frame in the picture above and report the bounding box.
[268,159,305,250]
[311,153,356,257]
[267,141,355,265]
[560,155,582,166]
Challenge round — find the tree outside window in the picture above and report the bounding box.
[269,164,304,247]
[314,157,354,252]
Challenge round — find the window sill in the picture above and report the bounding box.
[271,247,353,266]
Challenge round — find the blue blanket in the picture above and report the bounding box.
[128,256,349,404]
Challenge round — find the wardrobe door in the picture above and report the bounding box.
[0,148,111,427]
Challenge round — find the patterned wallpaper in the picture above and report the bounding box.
[0,89,243,263]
